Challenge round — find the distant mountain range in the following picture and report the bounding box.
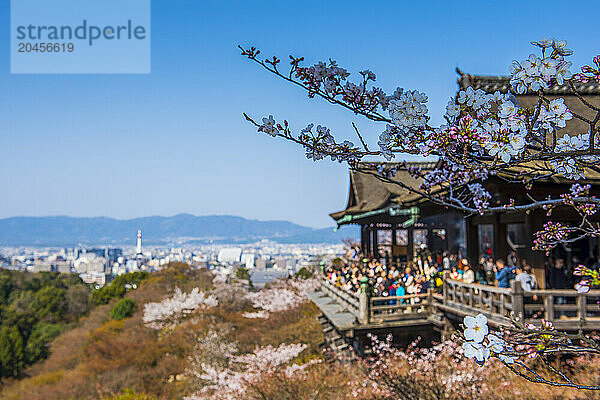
[0,214,358,246]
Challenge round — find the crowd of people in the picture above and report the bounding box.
[324,251,460,298]
[323,249,593,299]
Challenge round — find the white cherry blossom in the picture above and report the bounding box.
[555,61,573,84]
[551,38,573,56]
[498,353,517,364]
[445,100,461,119]
[497,145,513,163]
[143,287,218,329]
[531,38,552,48]
[389,90,429,129]
[261,115,278,136]
[498,101,519,120]
[462,341,490,364]
[463,314,489,343]
[510,40,572,93]
[575,281,591,294]
[540,57,558,79]
[508,133,526,153]
[486,334,505,353]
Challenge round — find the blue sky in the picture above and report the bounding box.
[1,0,599,228]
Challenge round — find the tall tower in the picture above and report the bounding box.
[136,230,142,255]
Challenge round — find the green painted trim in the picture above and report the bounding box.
[335,206,419,227]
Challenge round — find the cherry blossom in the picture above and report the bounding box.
[260,115,278,136]
[244,276,319,316]
[143,287,218,329]
[510,39,573,93]
[187,342,308,400]
[575,55,600,83]
[242,310,269,319]
[462,341,490,364]
[234,343,307,370]
[463,314,489,343]
[575,280,591,293]
[389,90,429,129]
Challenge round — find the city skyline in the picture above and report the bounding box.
[2,0,599,228]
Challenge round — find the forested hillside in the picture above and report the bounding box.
[0,271,91,378]
[0,270,150,380]
[0,264,323,399]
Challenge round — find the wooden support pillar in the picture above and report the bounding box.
[391,227,397,265]
[442,271,449,304]
[493,214,508,262]
[361,225,368,256]
[528,210,546,288]
[465,217,478,266]
[523,212,534,265]
[446,214,456,254]
[577,293,586,322]
[407,228,414,263]
[367,226,373,258]
[372,228,379,259]
[510,279,524,319]
[544,295,554,322]
[426,226,433,253]
[427,288,434,314]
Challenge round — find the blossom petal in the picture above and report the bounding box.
[475,314,488,327]
[464,315,476,329]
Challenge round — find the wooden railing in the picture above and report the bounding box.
[319,275,600,330]
[320,279,360,315]
[439,274,600,329]
[441,277,513,324]
[320,277,435,324]
[370,291,434,323]
[521,289,600,330]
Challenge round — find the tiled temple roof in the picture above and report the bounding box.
[330,72,600,223]
[329,162,438,222]
[455,68,600,95]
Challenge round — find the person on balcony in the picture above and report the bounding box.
[549,258,568,289]
[450,266,461,280]
[515,264,537,291]
[475,263,488,285]
[462,263,475,284]
[550,258,568,318]
[494,259,513,288]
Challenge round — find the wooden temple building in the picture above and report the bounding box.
[329,161,466,262]
[330,73,600,288]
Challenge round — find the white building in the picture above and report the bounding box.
[79,272,106,286]
[126,259,139,272]
[73,253,106,274]
[217,247,242,264]
[241,252,255,269]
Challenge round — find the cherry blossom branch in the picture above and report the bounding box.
[239,45,391,122]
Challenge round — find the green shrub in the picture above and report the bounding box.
[0,325,25,377]
[235,267,251,281]
[295,267,313,280]
[0,270,92,378]
[24,323,63,364]
[110,298,137,320]
[91,272,148,305]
